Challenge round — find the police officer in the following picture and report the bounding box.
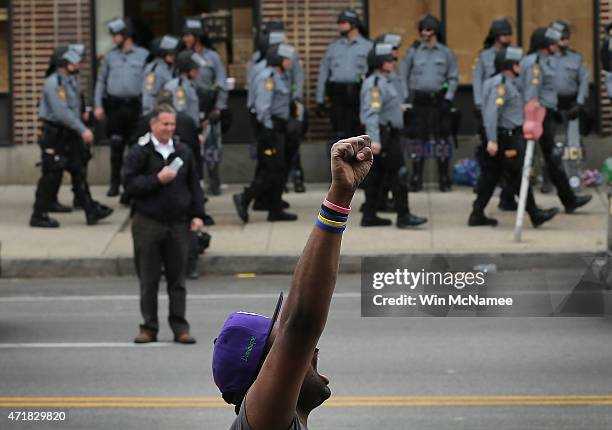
[360,43,427,228]
[468,47,558,228]
[601,24,612,101]
[233,44,298,223]
[248,29,304,207]
[316,9,372,139]
[164,50,207,128]
[400,14,458,192]
[181,17,228,196]
[521,27,591,213]
[142,35,180,115]
[94,17,149,198]
[472,18,517,210]
[550,21,589,128]
[31,48,112,228]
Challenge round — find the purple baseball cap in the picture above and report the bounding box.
[212,293,283,398]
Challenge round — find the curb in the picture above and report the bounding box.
[1,251,608,278]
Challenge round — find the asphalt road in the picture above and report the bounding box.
[0,274,611,429]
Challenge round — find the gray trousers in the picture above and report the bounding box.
[131,213,191,335]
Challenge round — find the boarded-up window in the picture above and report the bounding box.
[369,0,440,62]
[522,0,594,75]
[262,0,366,141]
[0,0,8,93]
[446,0,516,84]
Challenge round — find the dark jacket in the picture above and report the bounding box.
[123,133,206,223]
[133,112,203,179]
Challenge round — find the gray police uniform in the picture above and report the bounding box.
[552,48,589,109]
[241,66,290,214]
[520,52,576,207]
[472,46,499,110]
[193,48,228,194]
[141,58,174,115]
[316,34,372,137]
[164,77,200,128]
[94,45,149,191]
[400,41,458,191]
[34,71,95,216]
[360,71,410,219]
[472,73,540,218]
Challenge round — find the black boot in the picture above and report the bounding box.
[396,213,428,228]
[468,210,498,227]
[48,201,72,213]
[30,212,60,228]
[498,199,518,211]
[438,159,451,192]
[410,159,424,192]
[293,169,306,193]
[86,206,113,225]
[564,195,592,214]
[361,216,392,227]
[529,207,559,228]
[233,192,250,223]
[107,182,120,197]
[267,210,298,221]
[92,201,114,219]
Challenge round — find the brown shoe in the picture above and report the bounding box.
[174,332,196,344]
[134,331,157,344]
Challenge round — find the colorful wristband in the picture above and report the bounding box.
[323,199,351,215]
[317,213,347,227]
[319,207,348,223]
[315,219,346,233]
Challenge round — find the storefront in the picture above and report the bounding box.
[4,0,611,146]
[0,0,10,146]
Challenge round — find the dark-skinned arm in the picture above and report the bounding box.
[245,135,373,430]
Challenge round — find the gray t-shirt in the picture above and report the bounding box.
[229,401,307,430]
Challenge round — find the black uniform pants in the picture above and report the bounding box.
[328,82,362,139]
[104,96,142,186]
[473,129,538,215]
[244,118,287,213]
[408,91,453,184]
[33,124,95,215]
[539,109,576,207]
[285,117,304,183]
[364,127,409,218]
[131,213,191,335]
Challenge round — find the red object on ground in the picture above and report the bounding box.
[522,99,546,140]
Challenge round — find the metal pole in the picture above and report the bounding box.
[514,139,535,241]
[607,186,612,254]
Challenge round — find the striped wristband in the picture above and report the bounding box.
[315,207,348,234]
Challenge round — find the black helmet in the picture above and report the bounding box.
[266,43,295,67]
[490,18,513,38]
[175,50,207,74]
[108,17,132,37]
[374,33,402,49]
[529,27,561,53]
[494,46,523,73]
[152,35,180,57]
[182,17,204,37]
[551,20,570,39]
[367,43,395,70]
[337,8,360,26]
[418,14,441,33]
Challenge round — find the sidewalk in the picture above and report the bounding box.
[0,184,608,277]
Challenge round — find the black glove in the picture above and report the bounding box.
[441,98,453,113]
[568,104,582,120]
[315,103,327,118]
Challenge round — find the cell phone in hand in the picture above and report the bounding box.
[168,157,184,173]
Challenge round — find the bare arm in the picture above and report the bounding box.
[245,135,373,430]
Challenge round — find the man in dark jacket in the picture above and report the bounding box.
[123,103,205,344]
